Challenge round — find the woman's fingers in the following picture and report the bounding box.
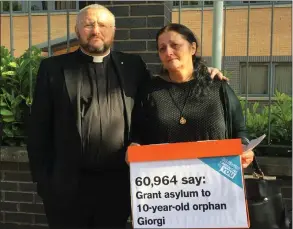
[241,150,254,168]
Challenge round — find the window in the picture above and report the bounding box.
[204,1,213,6]
[79,1,97,10]
[30,1,47,11]
[1,1,80,12]
[173,1,179,6]
[240,63,269,95]
[242,1,270,3]
[55,1,77,10]
[274,63,292,95]
[190,1,199,5]
[173,1,200,7]
[242,1,272,4]
[173,0,291,7]
[1,1,22,12]
[240,62,292,96]
[41,1,47,10]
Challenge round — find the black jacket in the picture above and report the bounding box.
[220,82,250,144]
[27,50,150,199]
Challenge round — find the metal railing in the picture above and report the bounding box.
[173,0,292,8]
[0,1,292,154]
[176,0,292,150]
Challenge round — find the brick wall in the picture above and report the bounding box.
[110,0,172,74]
[0,1,172,58]
[1,4,291,57]
[0,160,47,229]
[172,5,292,56]
[1,13,78,57]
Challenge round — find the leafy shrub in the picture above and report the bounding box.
[240,91,292,145]
[0,46,44,146]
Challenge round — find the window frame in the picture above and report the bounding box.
[0,1,79,13]
[240,62,270,97]
[172,0,292,8]
[240,62,292,98]
[273,62,292,96]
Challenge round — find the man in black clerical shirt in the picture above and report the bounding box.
[27,4,225,229]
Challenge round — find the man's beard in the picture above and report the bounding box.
[79,36,113,55]
[80,42,111,54]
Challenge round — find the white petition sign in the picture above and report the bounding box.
[130,156,249,228]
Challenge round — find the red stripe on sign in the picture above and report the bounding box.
[127,139,243,163]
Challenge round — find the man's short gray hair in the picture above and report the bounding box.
[76,4,115,26]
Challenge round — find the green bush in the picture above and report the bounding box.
[240,91,292,145]
[0,48,291,148]
[0,46,44,146]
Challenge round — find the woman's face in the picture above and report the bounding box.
[157,31,196,73]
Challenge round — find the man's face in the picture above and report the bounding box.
[76,8,115,55]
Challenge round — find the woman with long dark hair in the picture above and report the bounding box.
[131,23,254,168]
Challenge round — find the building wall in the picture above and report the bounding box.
[0,161,47,228]
[172,5,292,56]
[1,5,291,97]
[203,55,292,95]
[1,13,78,57]
[51,45,79,56]
[171,5,292,98]
[1,5,291,57]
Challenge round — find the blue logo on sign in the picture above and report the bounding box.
[199,156,243,188]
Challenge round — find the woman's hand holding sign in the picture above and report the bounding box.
[241,143,255,169]
[241,150,254,168]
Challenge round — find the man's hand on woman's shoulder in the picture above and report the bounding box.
[207,67,229,81]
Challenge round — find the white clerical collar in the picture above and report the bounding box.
[80,48,110,63]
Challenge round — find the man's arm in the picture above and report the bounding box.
[129,56,151,145]
[27,60,53,183]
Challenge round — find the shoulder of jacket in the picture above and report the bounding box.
[219,81,232,94]
[40,52,76,66]
[112,51,142,60]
